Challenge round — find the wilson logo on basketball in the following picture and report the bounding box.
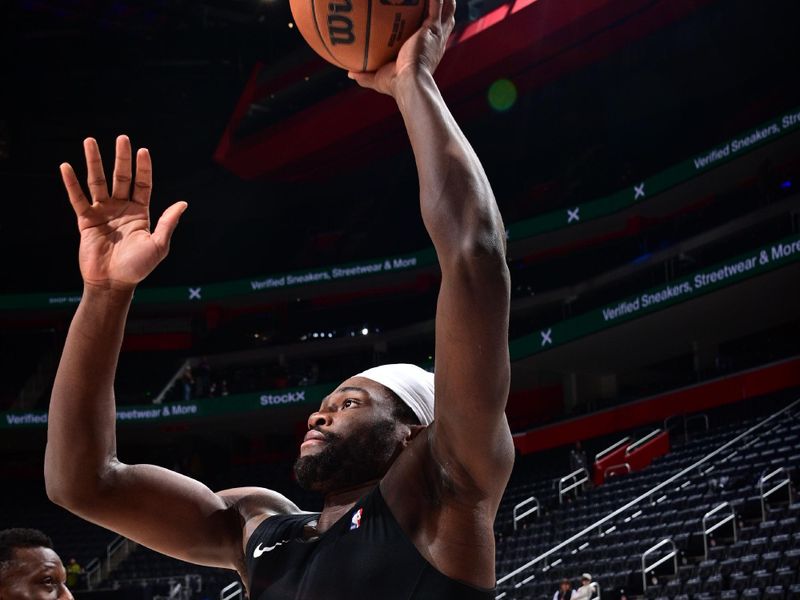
[328,0,355,46]
[290,0,425,70]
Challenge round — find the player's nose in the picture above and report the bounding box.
[60,585,75,600]
[307,411,331,430]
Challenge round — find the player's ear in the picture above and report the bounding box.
[401,424,426,446]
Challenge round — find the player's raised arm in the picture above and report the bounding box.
[350,0,514,498]
[44,137,294,573]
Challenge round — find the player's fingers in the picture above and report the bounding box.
[427,0,444,21]
[348,71,376,90]
[60,163,92,217]
[111,135,133,200]
[427,0,443,26]
[151,201,188,258]
[443,0,456,29]
[132,148,153,206]
[83,138,109,203]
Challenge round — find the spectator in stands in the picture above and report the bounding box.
[572,573,594,600]
[180,365,194,402]
[553,577,573,600]
[569,441,587,473]
[65,557,82,589]
[0,528,73,599]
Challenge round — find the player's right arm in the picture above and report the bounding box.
[44,136,294,572]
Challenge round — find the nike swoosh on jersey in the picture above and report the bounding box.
[253,540,288,558]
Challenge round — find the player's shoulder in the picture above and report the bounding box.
[218,486,302,521]
[218,487,312,568]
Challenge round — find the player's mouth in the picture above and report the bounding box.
[300,429,327,450]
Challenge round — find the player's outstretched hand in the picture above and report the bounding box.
[60,135,187,291]
[347,0,456,96]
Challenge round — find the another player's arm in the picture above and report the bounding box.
[44,137,295,572]
[350,0,513,496]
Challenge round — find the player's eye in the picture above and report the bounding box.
[342,399,357,408]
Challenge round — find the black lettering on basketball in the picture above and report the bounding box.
[387,13,405,47]
[328,15,355,45]
[328,0,353,13]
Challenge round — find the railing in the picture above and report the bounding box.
[590,581,601,600]
[664,414,683,434]
[115,574,201,600]
[759,466,794,521]
[495,398,799,596]
[702,502,737,559]
[603,463,631,480]
[512,496,540,531]
[220,581,243,600]
[84,557,101,590]
[641,538,678,591]
[625,429,661,455]
[153,360,190,405]
[106,535,135,573]
[594,438,630,461]
[558,468,589,504]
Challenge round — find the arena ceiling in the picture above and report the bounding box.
[2,0,799,299]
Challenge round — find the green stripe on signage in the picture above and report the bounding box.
[509,234,800,359]
[1,384,329,430]
[4,235,798,429]
[2,107,799,312]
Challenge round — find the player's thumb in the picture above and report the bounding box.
[152,201,188,257]
[348,71,376,89]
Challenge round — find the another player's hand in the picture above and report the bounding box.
[347,0,456,96]
[60,136,187,292]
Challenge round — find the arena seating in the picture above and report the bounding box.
[109,547,231,599]
[495,399,800,600]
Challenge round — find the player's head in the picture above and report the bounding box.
[294,364,434,494]
[0,528,73,600]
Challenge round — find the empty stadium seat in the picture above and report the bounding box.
[741,588,762,600]
[764,586,785,600]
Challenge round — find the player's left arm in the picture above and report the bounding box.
[350,0,514,497]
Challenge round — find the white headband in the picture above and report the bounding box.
[356,363,435,426]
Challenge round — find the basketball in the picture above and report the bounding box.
[289,0,427,72]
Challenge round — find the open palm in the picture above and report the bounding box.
[348,0,456,96]
[61,136,187,290]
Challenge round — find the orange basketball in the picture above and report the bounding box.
[289,0,427,72]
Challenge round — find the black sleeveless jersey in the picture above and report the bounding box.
[244,486,494,600]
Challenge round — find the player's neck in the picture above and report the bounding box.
[317,479,379,532]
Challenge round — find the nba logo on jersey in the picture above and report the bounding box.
[350,508,363,530]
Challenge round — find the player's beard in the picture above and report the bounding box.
[294,419,399,494]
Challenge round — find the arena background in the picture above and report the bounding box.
[1,0,799,598]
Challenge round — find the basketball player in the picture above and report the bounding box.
[0,528,74,599]
[44,0,513,597]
